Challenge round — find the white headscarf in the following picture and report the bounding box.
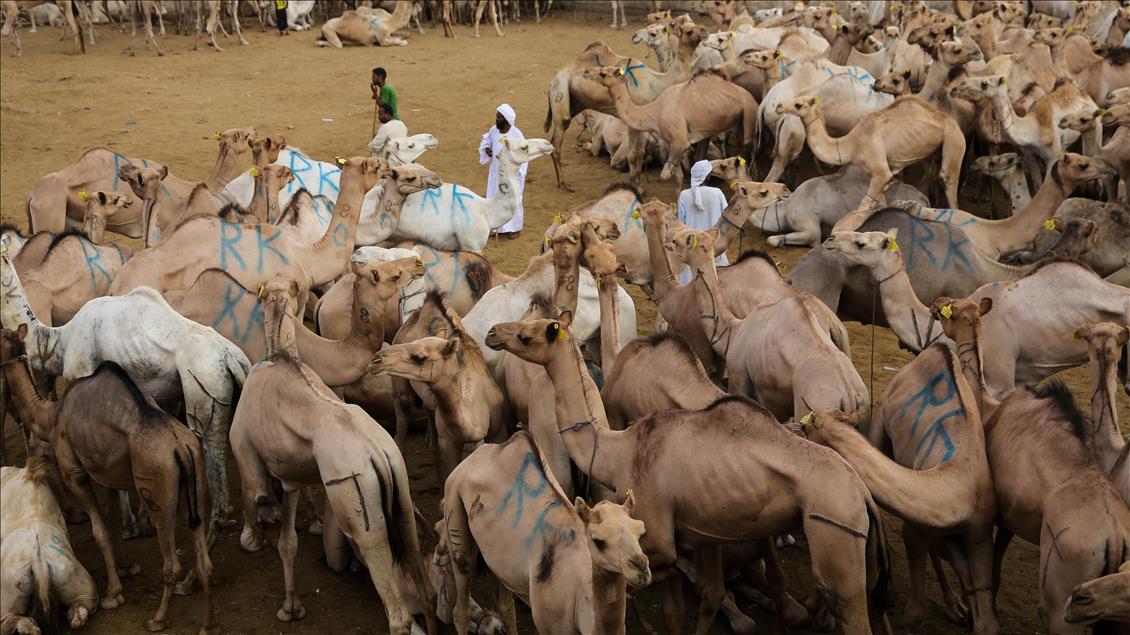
[497,103,517,127]
[690,160,712,210]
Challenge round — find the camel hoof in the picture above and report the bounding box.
[766,235,784,248]
[942,599,970,625]
[307,518,323,536]
[100,593,124,610]
[728,612,757,635]
[68,605,90,629]
[121,526,140,541]
[144,618,167,632]
[240,524,265,552]
[12,616,41,635]
[118,562,142,578]
[174,579,196,596]
[276,604,306,622]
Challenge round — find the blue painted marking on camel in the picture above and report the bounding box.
[78,240,112,292]
[317,161,341,194]
[900,371,959,467]
[623,58,646,89]
[219,222,246,271]
[331,223,350,248]
[421,187,444,215]
[48,534,74,562]
[494,453,576,550]
[905,216,973,273]
[450,185,474,221]
[255,226,288,271]
[212,282,263,343]
[113,154,121,192]
[289,151,312,192]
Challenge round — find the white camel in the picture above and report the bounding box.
[693,25,829,73]
[0,247,250,541]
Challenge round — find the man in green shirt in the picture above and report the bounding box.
[371,67,398,120]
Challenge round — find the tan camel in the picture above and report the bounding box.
[367,292,506,485]
[985,378,1130,634]
[109,157,386,317]
[317,1,413,47]
[774,95,965,228]
[677,229,869,423]
[24,351,217,634]
[1035,29,1130,105]
[581,222,622,374]
[1064,561,1130,626]
[893,153,1117,259]
[16,230,133,326]
[229,299,437,633]
[215,164,294,226]
[79,190,133,244]
[872,39,981,134]
[483,314,889,635]
[1074,321,1129,477]
[1059,106,1130,204]
[26,128,256,237]
[442,431,649,635]
[583,65,758,183]
[802,297,1000,634]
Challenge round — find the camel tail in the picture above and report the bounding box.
[31,542,53,627]
[742,98,759,153]
[544,88,553,133]
[864,495,893,616]
[373,454,404,564]
[1119,333,1128,396]
[174,442,206,530]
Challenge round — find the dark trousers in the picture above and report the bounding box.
[276,7,287,32]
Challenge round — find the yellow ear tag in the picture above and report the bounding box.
[1098,108,1108,116]
[553,322,567,340]
[212,132,222,141]
[887,238,899,252]
[618,67,625,76]
[78,189,89,202]
[799,411,813,425]
[940,304,953,319]
[335,156,347,166]
[552,213,564,225]
[257,283,265,299]
[690,235,698,249]
[813,96,821,105]
[738,156,746,166]
[250,166,261,177]
[1044,218,1057,231]
[1067,25,1074,33]
[631,208,641,219]
[730,181,739,190]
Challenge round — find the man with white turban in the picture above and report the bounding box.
[677,159,729,283]
[479,103,527,238]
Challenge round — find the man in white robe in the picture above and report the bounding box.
[676,160,729,284]
[478,103,526,238]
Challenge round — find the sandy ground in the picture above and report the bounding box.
[1,11,1127,635]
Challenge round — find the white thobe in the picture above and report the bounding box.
[676,186,730,284]
[368,119,408,159]
[479,124,527,233]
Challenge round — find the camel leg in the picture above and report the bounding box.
[902,526,930,630]
[928,549,968,624]
[231,427,276,553]
[940,123,966,210]
[766,216,821,247]
[56,439,125,609]
[661,573,686,635]
[766,118,805,183]
[660,138,691,184]
[207,4,221,50]
[472,0,484,37]
[183,384,233,547]
[497,584,518,635]
[119,490,140,539]
[939,535,1000,635]
[488,0,502,36]
[229,1,247,45]
[676,555,757,635]
[803,518,871,635]
[135,470,183,632]
[275,490,305,622]
[832,166,892,234]
[991,528,1013,594]
[336,494,416,634]
[445,493,481,635]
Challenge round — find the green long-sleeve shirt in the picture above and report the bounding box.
[380,85,399,120]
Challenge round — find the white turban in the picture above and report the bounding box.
[690,160,712,210]
[497,103,517,126]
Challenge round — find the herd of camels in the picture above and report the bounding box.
[2,0,1130,634]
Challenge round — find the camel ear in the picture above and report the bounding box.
[902,69,912,79]
[441,337,460,357]
[886,227,899,242]
[558,310,574,329]
[808,96,818,106]
[996,76,1006,86]
[97,191,108,205]
[574,497,592,523]
[16,323,28,340]
[289,280,300,298]
[978,297,993,317]
[158,166,168,180]
[846,411,862,426]
[623,490,635,513]
[930,297,955,319]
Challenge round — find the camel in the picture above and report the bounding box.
[317,1,413,47]
[0,253,251,543]
[26,128,255,237]
[774,95,965,228]
[1035,29,1130,105]
[800,298,1001,635]
[1015,217,1099,263]
[949,75,1095,179]
[581,222,622,374]
[378,138,551,252]
[223,146,348,210]
[746,166,927,247]
[1064,562,1130,626]
[892,153,1118,259]
[985,377,1130,634]
[1059,106,1130,204]
[542,184,649,285]
[871,39,981,134]
[583,65,758,184]
[368,291,506,485]
[971,153,1031,215]
[1019,198,1130,279]
[579,110,633,169]
[0,457,98,635]
[544,27,705,188]
[15,229,133,326]
[375,133,440,167]
[821,230,1130,397]
[1074,321,1130,476]
[228,348,436,633]
[108,157,386,317]
[676,229,869,423]
[0,224,28,265]
[483,313,889,635]
[442,431,648,635]
[79,190,133,244]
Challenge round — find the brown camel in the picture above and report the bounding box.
[985,378,1130,634]
[484,313,890,635]
[774,95,965,228]
[26,128,256,237]
[16,229,133,326]
[229,290,437,634]
[1074,322,1129,477]
[109,157,385,317]
[676,229,869,423]
[442,432,649,635]
[891,153,1118,259]
[20,349,217,635]
[583,65,758,184]
[367,292,506,485]
[1064,562,1130,626]
[801,297,1001,635]
[1035,29,1130,105]
[317,1,413,47]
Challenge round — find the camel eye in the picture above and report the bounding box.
[759,189,768,196]
[856,240,866,248]
[592,538,607,550]
[411,353,427,364]
[518,334,532,345]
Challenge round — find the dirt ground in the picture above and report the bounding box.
[1,11,1127,635]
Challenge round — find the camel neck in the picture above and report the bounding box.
[606,81,658,133]
[596,274,621,372]
[295,320,377,387]
[484,149,522,229]
[543,340,629,491]
[828,35,853,66]
[691,264,737,359]
[0,358,54,442]
[1089,349,1126,473]
[713,199,752,255]
[1081,124,1102,158]
[993,167,1032,212]
[918,60,955,102]
[552,248,581,316]
[0,268,63,375]
[951,324,991,419]
[800,113,848,167]
[204,142,244,192]
[871,255,943,351]
[247,173,269,223]
[300,168,369,286]
[990,89,1038,148]
[589,568,628,635]
[999,169,1069,240]
[642,219,678,301]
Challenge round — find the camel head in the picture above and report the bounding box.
[1108,87,1130,106]
[80,191,131,244]
[1060,107,1103,132]
[774,95,822,122]
[1055,153,1119,190]
[337,157,388,194]
[638,200,676,230]
[632,23,666,48]
[387,164,443,196]
[906,23,951,52]
[873,68,914,96]
[666,228,715,277]
[485,311,575,366]
[549,218,587,268]
[674,21,708,49]
[1033,27,1068,48]
[499,137,554,165]
[385,134,439,167]
[695,0,736,28]
[367,335,464,384]
[742,48,783,70]
[1073,322,1129,373]
[1101,103,1130,128]
[838,22,873,46]
[580,224,623,278]
[259,275,304,358]
[0,325,29,365]
[801,6,840,39]
[823,229,901,272]
[118,164,169,203]
[971,153,1021,176]
[214,127,256,157]
[261,164,295,190]
[726,182,791,228]
[645,9,672,25]
[249,134,287,166]
[937,39,983,66]
[855,33,885,54]
[800,409,864,442]
[575,493,651,588]
[929,297,992,346]
[1064,561,1130,625]
[709,156,750,186]
[350,256,426,312]
[1026,12,1062,30]
[583,65,626,87]
[700,29,734,52]
[846,1,869,24]
[994,1,1025,26]
[948,74,1006,102]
